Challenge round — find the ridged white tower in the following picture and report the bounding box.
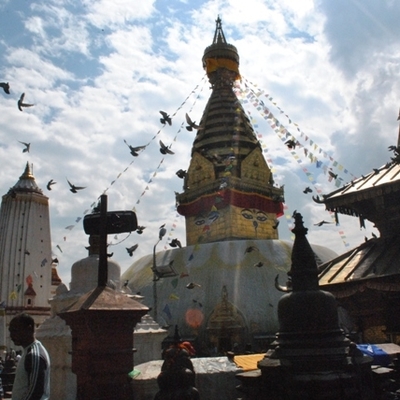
[0,162,52,350]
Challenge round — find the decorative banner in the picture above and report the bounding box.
[236,80,353,249]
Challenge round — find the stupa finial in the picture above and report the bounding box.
[288,212,319,291]
[213,16,227,45]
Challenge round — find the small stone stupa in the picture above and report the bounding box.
[237,213,374,400]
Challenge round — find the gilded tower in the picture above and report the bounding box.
[176,18,284,245]
[0,163,53,350]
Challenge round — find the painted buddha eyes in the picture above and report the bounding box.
[241,209,268,222]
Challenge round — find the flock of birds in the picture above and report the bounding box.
[1,81,89,194]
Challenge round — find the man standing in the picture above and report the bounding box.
[8,313,50,400]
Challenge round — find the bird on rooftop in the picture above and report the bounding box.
[46,179,56,190]
[314,220,333,227]
[185,113,203,131]
[126,244,139,257]
[17,93,34,111]
[123,140,146,157]
[169,238,182,248]
[176,169,187,179]
[136,226,146,234]
[159,224,167,240]
[159,110,172,125]
[18,141,30,153]
[67,179,86,193]
[0,82,10,94]
[303,187,312,194]
[159,140,174,155]
[186,282,201,289]
[285,139,296,149]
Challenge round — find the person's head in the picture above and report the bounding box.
[9,313,35,348]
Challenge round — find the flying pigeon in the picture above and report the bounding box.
[186,282,201,289]
[244,246,259,254]
[314,220,333,227]
[123,139,146,157]
[176,169,187,179]
[328,170,338,179]
[159,224,167,240]
[169,238,182,248]
[126,244,139,256]
[47,179,56,190]
[17,93,34,111]
[67,179,86,193]
[285,139,296,149]
[159,110,172,125]
[185,113,203,131]
[303,187,312,194]
[159,140,174,155]
[136,226,146,234]
[272,220,280,229]
[18,141,30,153]
[0,82,10,94]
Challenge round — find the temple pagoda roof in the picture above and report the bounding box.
[314,160,400,216]
[319,235,400,294]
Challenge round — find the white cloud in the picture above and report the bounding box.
[0,0,397,286]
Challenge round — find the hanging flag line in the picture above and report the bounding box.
[236,83,351,249]
[241,77,357,185]
[54,75,207,256]
[133,75,207,250]
[235,86,296,240]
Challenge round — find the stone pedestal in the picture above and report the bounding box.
[59,286,148,400]
[133,314,168,365]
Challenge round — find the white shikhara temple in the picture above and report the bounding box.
[0,162,56,350]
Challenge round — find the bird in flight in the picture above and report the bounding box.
[18,141,30,153]
[328,170,338,179]
[0,82,10,94]
[159,140,174,155]
[159,224,167,240]
[67,179,86,193]
[285,139,296,149]
[17,93,34,111]
[136,226,146,234]
[244,246,259,254]
[314,220,333,227]
[185,113,203,131]
[126,244,139,257]
[46,179,56,190]
[186,282,201,289]
[123,140,146,157]
[159,110,172,125]
[169,238,182,248]
[303,187,312,194]
[176,169,187,179]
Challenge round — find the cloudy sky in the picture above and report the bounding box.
[1,0,400,285]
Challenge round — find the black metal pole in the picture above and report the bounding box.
[98,194,108,287]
